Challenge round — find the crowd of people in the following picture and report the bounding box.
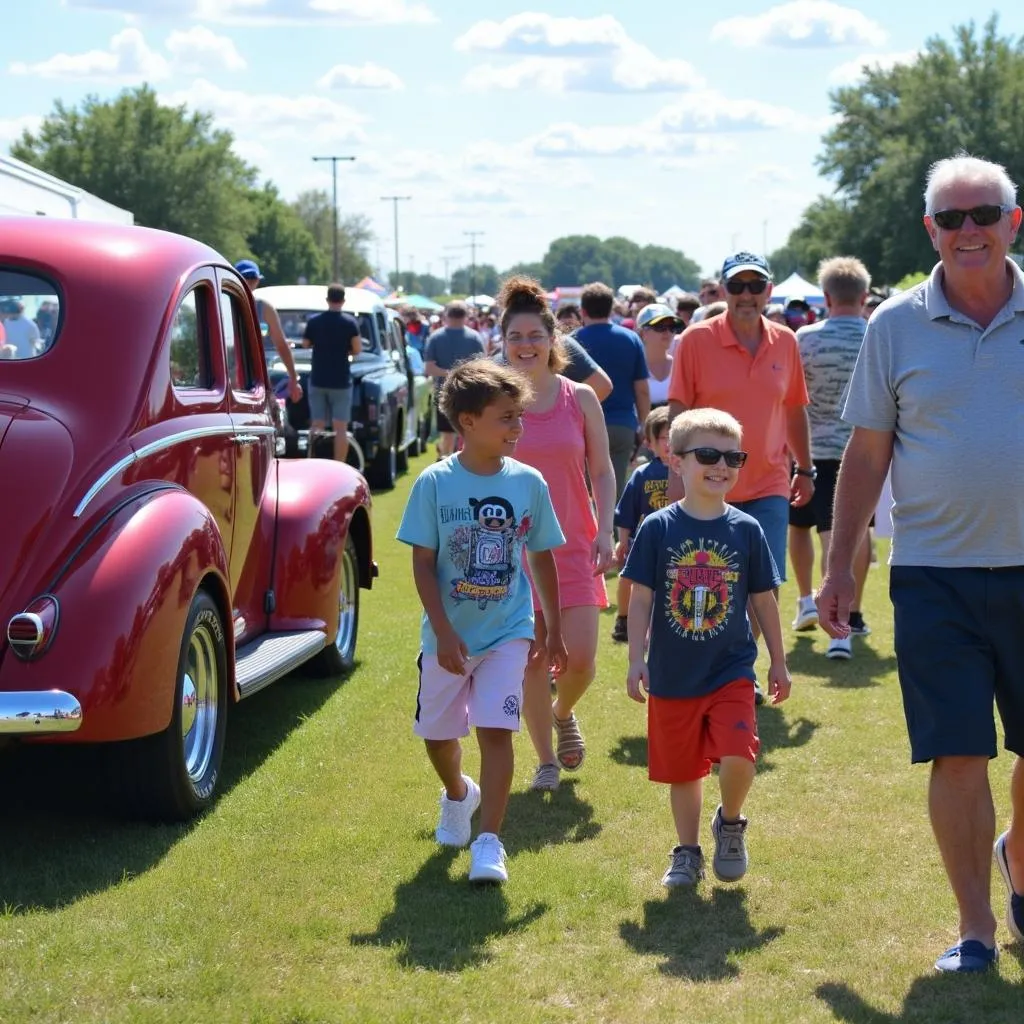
[0,296,56,359]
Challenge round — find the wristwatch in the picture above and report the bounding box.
[794,466,817,480]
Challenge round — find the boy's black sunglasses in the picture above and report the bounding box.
[724,278,769,296]
[932,204,1011,230]
[676,447,748,468]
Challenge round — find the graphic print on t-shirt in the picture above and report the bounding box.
[443,496,532,608]
[665,538,741,640]
[644,476,670,513]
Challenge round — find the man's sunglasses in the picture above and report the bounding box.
[932,204,1011,230]
[644,321,677,333]
[724,279,769,296]
[676,447,748,468]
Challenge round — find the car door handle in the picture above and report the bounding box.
[234,434,260,444]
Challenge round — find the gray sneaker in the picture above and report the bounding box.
[711,805,748,881]
[662,845,705,888]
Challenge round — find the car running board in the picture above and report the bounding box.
[235,630,326,699]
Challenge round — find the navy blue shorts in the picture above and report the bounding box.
[733,495,787,584]
[890,565,1024,762]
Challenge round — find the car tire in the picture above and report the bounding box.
[120,590,228,820]
[368,434,397,490]
[396,419,410,473]
[306,534,360,677]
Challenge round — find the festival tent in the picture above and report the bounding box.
[384,292,443,312]
[771,271,824,306]
[354,275,388,296]
[466,293,496,307]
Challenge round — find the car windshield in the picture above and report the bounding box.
[0,269,61,361]
[273,309,378,357]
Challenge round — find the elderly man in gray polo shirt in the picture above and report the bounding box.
[818,154,1024,973]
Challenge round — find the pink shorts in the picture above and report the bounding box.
[414,639,530,740]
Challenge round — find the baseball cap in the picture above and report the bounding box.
[720,251,772,281]
[635,303,680,330]
[234,259,263,281]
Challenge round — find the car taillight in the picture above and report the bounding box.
[367,402,378,422]
[7,595,60,661]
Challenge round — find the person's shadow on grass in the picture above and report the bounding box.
[499,777,603,851]
[350,848,548,972]
[788,633,896,687]
[620,886,783,980]
[609,735,647,769]
[816,946,1024,1023]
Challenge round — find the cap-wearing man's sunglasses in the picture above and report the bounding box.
[725,279,769,296]
[645,322,677,333]
[932,204,1012,230]
[676,447,748,468]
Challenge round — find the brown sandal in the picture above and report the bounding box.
[553,709,585,771]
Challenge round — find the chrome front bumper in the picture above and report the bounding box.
[0,691,83,734]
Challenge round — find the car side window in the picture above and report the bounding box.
[220,290,257,392]
[170,289,211,390]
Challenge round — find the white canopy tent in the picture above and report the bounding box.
[771,271,824,306]
[465,293,496,307]
[0,154,133,223]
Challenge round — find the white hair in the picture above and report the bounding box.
[924,154,1017,215]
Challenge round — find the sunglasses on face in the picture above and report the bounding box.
[676,447,748,468]
[724,278,769,296]
[932,204,1011,230]
[645,322,677,333]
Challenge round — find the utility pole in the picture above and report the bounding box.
[381,195,412,289]
[440,254,457,294]
[312,155,356,281]
[464,230,485,299]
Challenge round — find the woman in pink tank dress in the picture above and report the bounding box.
[498,277,616,791]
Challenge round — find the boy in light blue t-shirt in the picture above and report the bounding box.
[397,358,565,885]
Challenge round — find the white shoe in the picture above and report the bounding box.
[435,775,480,847]
[792,597,818,631]
[469,832,508,883]
[826,636,852,660]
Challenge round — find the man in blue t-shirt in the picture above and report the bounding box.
[302,283,362,464]
[576,281,650,500]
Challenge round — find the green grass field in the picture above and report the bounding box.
[0,447,1021,1023]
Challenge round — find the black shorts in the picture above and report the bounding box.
[890,565,1024,762]
[435,408,454,434]
[788,459,839,530]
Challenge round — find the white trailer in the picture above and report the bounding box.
[0,154,133,224]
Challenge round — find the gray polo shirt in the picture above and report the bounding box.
[842,259,1024,567]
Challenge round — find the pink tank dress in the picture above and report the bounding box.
[515,375,609,610]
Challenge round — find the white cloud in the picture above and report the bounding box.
[745,164,796,186]
[0,115,43,149]
[161,79,367,143]
[652,92,811,134]
[455,13,628,57]
[9,27,170,81]
[828,49,918,85]
[63,0,436,25]
[166,27,247,73]
[319,63,404,90]
[711,1,886,49]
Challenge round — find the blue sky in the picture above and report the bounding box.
[3,1,1023,281]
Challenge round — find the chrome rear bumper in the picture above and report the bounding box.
[0,691,83,734]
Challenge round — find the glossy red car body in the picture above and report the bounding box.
[0,218,375,814]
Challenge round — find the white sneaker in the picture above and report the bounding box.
[826,636,853,660]
[792,597,818,631]
[435,775,480,847]
[468,832,508,884]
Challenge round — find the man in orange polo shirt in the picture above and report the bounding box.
[667,252,814,676]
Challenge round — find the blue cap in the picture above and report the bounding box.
[720,251,772,281]
[235,259,262,281]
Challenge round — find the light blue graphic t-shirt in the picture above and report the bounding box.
[397,456,565,656]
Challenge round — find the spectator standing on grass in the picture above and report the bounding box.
[818,153,1024,973]
[499,277,615,793]
[623,408,790,888]
[425,301,486,459]
[397,358,565,884]
[788,257,873,659]
[302,283,362,465]
[576,281,650,501]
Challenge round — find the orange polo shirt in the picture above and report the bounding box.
[668,314,809,504]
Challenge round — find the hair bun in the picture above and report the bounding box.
[497,274,548,314]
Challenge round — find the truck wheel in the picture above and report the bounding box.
[396,418,410,473]
[368,435,397,490]
[122,590,228,820]
[306,534,360,676]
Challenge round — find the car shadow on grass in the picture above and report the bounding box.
[815,947,1024,1023]
[350,847,548,972]
[0,668,350,913]
[620,886,783,980]
[788,633,896,687]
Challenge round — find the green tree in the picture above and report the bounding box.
[639,244,701,292]
[11,85,258,258]
[769,197,856,281]
[502,261,546,284]
[450,264,500,297]
[290,189,373,283]
[245,183,328,286]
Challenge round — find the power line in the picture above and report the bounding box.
[380,195,412,287]
[312,155,356,281]
[464,230,485,298]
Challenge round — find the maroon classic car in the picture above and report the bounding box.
[0,218,376,819]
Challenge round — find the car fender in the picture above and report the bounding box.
[271,459,373,637]
[0,487,232,744]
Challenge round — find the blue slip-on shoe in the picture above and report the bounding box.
[934,940,998,973]
[994,831,1024,942]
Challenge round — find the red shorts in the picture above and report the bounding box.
[648,679,760,783]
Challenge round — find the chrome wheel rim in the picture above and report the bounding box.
[335,543,358,659]
[181,620,219,784]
